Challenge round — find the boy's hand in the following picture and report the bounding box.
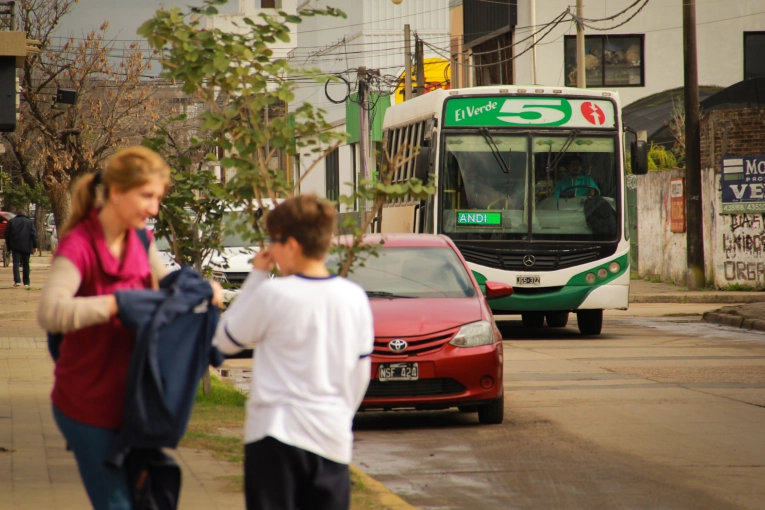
[210,280,225,307]
[253,248,274,272]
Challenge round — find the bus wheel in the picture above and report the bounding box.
[546,311,569,328]
[577,309,603,335]
[522,312,544,328]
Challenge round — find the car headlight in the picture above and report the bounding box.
[609,261,621,273]
[212,271,228,283]
[449,321,494,348]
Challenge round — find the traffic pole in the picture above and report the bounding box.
[683,0,705,289]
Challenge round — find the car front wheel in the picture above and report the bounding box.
[478,395,504,424]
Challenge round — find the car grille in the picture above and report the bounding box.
[457,244,609,272]
[374,327,460,357]
[224,272,250,285]
[365,378,466,398]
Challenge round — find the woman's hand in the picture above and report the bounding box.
[253,248,274,272]
[210,280,225,307]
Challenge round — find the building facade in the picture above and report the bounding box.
[288,0,450,211]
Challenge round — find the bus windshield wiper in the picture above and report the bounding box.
[546,129,580,178]
[480,127,511,174]
[365,291,416,299]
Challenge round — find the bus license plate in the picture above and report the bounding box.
[516,275,541,286]
[379,363,419,381]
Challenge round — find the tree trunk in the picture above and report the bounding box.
[43,173,72,235]
[33,206,46,253]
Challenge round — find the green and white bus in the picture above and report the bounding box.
[381,86,647,335]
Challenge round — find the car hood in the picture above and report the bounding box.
[370,298,484,337]
[208,246,259,272]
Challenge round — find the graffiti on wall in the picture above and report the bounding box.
[722,213,765,281]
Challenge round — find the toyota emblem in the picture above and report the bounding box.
[523,254,536,267]
[388,339,408,352]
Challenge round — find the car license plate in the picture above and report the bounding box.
[516,275,541,286]
[378,363,419,381]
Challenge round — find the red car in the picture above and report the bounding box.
[0,211,14,239]
[340,234,512,424]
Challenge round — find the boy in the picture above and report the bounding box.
[213,194,373,510]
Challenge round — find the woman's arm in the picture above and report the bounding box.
[37,256,116,334]
[148,241,170,282]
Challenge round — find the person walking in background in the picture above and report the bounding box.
[213,194,373,510]
[4,205,38,288]
[37,146,223,510]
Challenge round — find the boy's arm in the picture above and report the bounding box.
[350,300,375,410]
[212,270,271,355]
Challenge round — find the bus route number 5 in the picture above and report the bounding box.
[497,98,572,127]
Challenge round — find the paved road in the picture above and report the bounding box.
[352,308,765,510]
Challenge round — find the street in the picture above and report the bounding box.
[352,309,765,510]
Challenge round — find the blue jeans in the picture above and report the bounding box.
[52,405,132,510]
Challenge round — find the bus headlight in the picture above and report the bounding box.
[609,262,621,273]
[585,273,597,284]
[597,268,608,279]
[449,321,494,348]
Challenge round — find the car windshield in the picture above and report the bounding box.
[222,212,254,248]
[440,132,620,242]
[337,247,477,299]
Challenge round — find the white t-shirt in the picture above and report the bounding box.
[213,270,373,464]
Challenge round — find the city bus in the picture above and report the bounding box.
[380,86,647,335]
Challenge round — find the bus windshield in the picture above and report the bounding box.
[441,132,620,242]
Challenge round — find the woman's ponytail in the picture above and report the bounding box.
[60,173,98,238]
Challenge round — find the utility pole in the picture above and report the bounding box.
[357,67,371,227]
[683,0,705,289]
[404,24,412,101]
[576,0,586,88]
[415,35,425,97]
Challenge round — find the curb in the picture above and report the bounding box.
[631,294,765,304]
[702,311,765,332]
[350,465,417,510]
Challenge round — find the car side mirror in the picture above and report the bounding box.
[631,140,649,175]
[485,281,513,300]
[414,147,430,182]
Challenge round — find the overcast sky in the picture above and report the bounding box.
[55,0,239,42]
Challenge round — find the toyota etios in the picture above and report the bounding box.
[334,234,512,424]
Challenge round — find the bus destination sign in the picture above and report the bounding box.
[457,211,502,227]
[444,97,616,129]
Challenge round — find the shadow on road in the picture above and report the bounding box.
[354,409,484,431]
[496,319,621,341]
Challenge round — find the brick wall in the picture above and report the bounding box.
[701,108,765,171]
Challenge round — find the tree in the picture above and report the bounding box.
[2,0,159,232]
[139,0,434,275]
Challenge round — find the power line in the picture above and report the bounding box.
[574,0,651,31]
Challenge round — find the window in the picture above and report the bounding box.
[259,0,281,8]
[744,32,765,80]
[472,32,513,86]
[564,35,644,87]
[325,148,339,203]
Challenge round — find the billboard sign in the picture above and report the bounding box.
[444,96,616,129]
[721,156,765,214]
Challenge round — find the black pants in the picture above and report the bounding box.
[244,436,350,510]
[12,251,30,286]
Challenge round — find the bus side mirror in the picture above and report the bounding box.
[631,140,649,175]
[414,147,430,182]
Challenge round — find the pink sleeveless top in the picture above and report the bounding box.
[51,209,153,429]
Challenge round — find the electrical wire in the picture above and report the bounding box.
[574,0,651,31]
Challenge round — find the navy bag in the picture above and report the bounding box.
[47,229,151,361]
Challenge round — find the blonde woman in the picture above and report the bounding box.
[37,147,222,509]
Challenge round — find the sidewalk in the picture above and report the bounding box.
[0,257,244,510]
[629,278,765,330]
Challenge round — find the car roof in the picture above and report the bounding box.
[335,233,454,248]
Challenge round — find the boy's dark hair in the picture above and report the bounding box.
[266,194,336,259]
